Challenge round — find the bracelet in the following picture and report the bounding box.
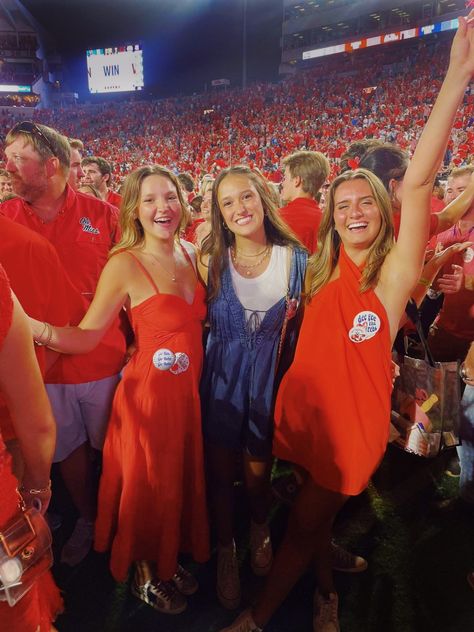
[19,479,51,495]
[34,321,48,346]
[418,277,431,288]
[35,322,53,347]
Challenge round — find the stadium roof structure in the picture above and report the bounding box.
[0,0,37,34]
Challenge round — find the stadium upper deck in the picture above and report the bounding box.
[281,0,466,72]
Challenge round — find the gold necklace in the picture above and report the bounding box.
[231,245,271,276]
[234,245,268,258]
[145,249,178,282]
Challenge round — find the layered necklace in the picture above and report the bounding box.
[145,248,178,282]
[230,244,272,276]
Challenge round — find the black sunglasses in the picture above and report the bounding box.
[12,121,57,157]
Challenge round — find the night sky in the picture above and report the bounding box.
[22,0,283,99]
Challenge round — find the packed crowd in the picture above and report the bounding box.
[0,15,474,632]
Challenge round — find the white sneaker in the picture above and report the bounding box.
[313,591,340,632]
[249,521,273,576]
[217,541,241,609]
[219,608,263,632]
[61,517,94,566]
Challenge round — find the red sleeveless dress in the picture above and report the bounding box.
[0,265,63,631]
[274,246,392,496]
[94,250,210,581]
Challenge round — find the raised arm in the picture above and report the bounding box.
[31,253,130,355]
[393,12,474,282]
[0,294,55,511]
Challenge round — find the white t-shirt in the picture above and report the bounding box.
[229,244,288,327]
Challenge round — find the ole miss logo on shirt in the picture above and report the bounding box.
[80,217,100,235]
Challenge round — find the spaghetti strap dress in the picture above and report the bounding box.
[274,245,392,496]
[0,265,63,631]
[94,246,210,582]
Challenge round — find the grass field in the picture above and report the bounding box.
[53,447,474,632]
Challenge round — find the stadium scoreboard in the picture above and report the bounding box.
[86,44,144,94]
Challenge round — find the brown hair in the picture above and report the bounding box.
[201,165,303,300]
[5,122,70,174]
[282,150,330,199]
[307,168,394,300]
[449,165,474,179]
[110,165,187,256]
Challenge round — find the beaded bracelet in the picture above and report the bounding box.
[19,479,51,495]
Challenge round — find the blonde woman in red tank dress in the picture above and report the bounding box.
[30,166,209,616]
[222,12,474,632]
[0,266,62,631]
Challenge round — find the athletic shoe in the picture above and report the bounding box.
[131,578,187,614]
[467,571,474,591]
[217,541,241,609]
[172,564,199,595]
[313,591,340,632]
[219,609,263,632]
[60,517,94,566]
[250,521,273,576]
[331,541,368,573]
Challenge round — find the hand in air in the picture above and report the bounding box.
[449,8,474,78]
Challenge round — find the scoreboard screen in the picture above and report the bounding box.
[86,44,144,94]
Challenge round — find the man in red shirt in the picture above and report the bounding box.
[429,165,474,361]
[2,121,127,566]
[68,138,85,190]
[279,150,330,253]
[82,155,122,207]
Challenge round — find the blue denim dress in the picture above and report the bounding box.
[201,247,307,457]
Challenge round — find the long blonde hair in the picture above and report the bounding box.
[110,165,187,256]
[307,168,394,301]
[201,166,303,300]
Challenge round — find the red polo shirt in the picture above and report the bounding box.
[279,197,322,253]
[1,185,127,383]
[107,189,122,208]
[0,216,79,439]
[429,223,474,341]
[393,212,439,240]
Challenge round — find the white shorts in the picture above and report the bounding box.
[46,374,120,462]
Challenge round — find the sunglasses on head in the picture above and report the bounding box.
[12,121,57,157]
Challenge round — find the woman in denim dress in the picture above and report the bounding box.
[198,166,306,610]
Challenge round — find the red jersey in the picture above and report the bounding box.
[430,223,474,341]
[107,189,122,208]
[1,185,127,383]
[279,197,322,253]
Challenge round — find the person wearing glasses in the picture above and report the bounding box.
[1,121,127,567]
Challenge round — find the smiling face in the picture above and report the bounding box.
[138,174,182,241]
[217,173,265,240]
[333,178,382,252]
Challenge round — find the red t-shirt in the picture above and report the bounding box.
[430,223,474,340]
[1,185,127,383]
[279,197,322,253]
[0,217,81,439]
[393,212,439,240]
[106,189,122,208]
